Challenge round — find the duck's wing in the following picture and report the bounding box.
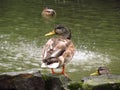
[41,38,75,68]
[61,40,75,64]
[41,38,66,68]
[42,38,65,60]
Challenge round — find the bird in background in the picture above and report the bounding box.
[41,7,56,19]
[41,25,75,77]
[90,67,109,76]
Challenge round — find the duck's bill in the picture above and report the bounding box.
[45,30,55,36]
[90,71,99,76]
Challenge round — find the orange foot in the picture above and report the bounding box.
[51,65,69,78]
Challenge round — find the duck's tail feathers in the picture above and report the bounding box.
[41,63,59,69]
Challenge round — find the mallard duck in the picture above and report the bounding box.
[90,67,109,76]
[41,25,75,77]
[41,7,56,18]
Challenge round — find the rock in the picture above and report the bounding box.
[67,82,82,90]
[1,70,120,90]
[42,74,70,90]
[81,74,120,90]
[0,70,45,90]
[0,70,70,90]
[68,74,120,90]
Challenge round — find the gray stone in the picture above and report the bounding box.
[0,70,45,90]
[43,74,70,90]
[81,74,120,90]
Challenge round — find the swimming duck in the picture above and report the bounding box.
[41,7,56,18]
[90,67,109,76]
[41,25,75,77]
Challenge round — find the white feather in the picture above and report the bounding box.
[41,63,47,68]
[41,63,59,69]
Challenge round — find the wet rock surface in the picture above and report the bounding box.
[0,70,120,90]
[43,74,70,90]
[0,70,69,90]
[81,74,120,90]
[0,71,45,90]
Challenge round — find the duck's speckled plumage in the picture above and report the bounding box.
[42,38,75,67]
[41,25,75,69]
[41,25,75,77]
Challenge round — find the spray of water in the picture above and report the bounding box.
[70,50,110,71]
[0,34,111,72]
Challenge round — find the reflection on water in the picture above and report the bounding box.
[0,0,120,80]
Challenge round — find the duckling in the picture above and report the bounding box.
[90,67,109,76]
[41,7,56,18]
[41,25,75,77]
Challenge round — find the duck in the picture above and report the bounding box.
[41,7,56,18]
[90,67,109,76]
[41,25,75,77]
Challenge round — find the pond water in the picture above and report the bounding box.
[0,0,120,81]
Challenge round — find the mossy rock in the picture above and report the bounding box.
[67,82,82,90]
[42,74,71,90]
[68,74,120,90]
[0,70,120,90]
[81,74,120,90]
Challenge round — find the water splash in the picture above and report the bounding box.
[0,34,42,71]
[0,34,111,72]
[69,49,111,71]
[73,50,110,64]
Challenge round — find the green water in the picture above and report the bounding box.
[0,0,120,81]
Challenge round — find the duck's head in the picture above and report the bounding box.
[90,67,109,76]
[41,7,56,18]
[45,25,71,39]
